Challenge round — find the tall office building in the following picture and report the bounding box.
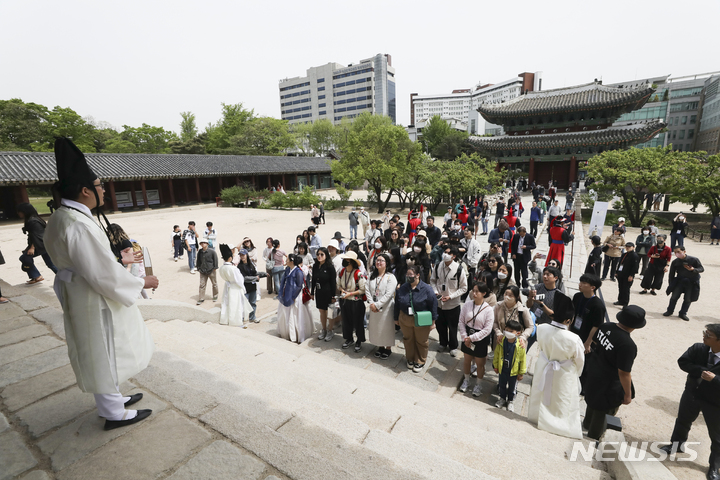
[410,72,542,135]
[278,54,396,125]
[697,75,720,155]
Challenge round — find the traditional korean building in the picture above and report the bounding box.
[0,152,332,218]
[469,81,666,189]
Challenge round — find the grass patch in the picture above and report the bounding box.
[30,197,52,215]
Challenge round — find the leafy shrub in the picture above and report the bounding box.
[353,200,364,208]
[267,192,287,209]
[296,186,320,210]
[220,186,246,206]
[322,197,344,210]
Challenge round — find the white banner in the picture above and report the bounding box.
[587,201,609,238]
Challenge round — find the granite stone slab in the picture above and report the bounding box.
[0,336,64,366]
[0,324,49,348]
[0,302,26,322]
[0,431,38,480]
[167,440,266,480]
[16,386,96,437]
[0,315,36,335]
[1,364,77,412]
[0,346,70,388]
[10,295,49,312]
[29,307,65,339]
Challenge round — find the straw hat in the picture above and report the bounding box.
[340,250,361,267]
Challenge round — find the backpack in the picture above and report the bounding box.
[340,267,367,301]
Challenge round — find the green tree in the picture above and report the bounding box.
[227,117,294,155]
[420,115,451,155]
[309,119,336,156]
[432,129,474,161]
[676,153,720,216]
[46,106,97,152]
[585,147,691,226]
[289,122,312,155]
[331,113,418,213]
[179,112,198,142]
[120,123,178,154]
[204,103,254,154]
[169,132,207,155]
[0,99,50,151]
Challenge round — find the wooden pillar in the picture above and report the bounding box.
[19,184,29,203]
[235,176,240,186]
[218,177,223,194]
[568,156,577,190]
[295,173,299,190]
[528,158,535,184]
[195,177,201,203]
[107,181,119,212]
[252,176,256,187]
[140,179,150,210]
[305,174,310,188]
[130,181,138,208]
[168,179,176,206]
[282,174,287,190]
[267,175,272,190]
[183,179,190,203]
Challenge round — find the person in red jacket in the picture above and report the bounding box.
[458,205,469,229]
[639,234,672,295]
[546,218,571,267]
[406,211,422,244]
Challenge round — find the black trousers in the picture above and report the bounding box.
[436,305,461,350]
[641,264,666,290]
[602,255,619,279]
[583,405,619,440]
[530,221,538,237]
[670,388,720,475]
[340,299,366,342]
[513,255,529,288]
[617,277,633,306]
[667,280,695,315]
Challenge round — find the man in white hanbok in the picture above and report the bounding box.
[45,138,158,430]
[218,244,248,327]
[528,292,585,439]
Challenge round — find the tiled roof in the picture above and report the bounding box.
[469,122,666,152]
[476,82,655,120]
[0,152,332,185]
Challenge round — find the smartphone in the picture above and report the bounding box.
[538,253,547,259]
[535,294,545,301]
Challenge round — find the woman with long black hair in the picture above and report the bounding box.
[16,203,57,284]
[311,247,337,341]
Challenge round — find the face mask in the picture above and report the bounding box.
[342,260,350,267]
[454,225,461,231]
[498,272,507,280]
[503,331,517,340]
[406,276,416,284]
[413,246,422,253]
[374,242,382,250]
[642,231,649,235]
[675,253,684,259]
[442,253,453,263]
[504,295,515,304]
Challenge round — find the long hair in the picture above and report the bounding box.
[107,223,129,246]
[16,202,45,227]
[370,253,391,280]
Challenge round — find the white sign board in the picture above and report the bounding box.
[587,201,609,238]
[116,190,160,208]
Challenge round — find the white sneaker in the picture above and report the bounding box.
[318,329,327,340]
[471,363,478,377]
[324,329,334,341]
[190,269,196,274]
[449,349,459,358]
[242,324,248,329]
[459,378,470,393]
[507,401,515,412]
[174,257,178,262]
[472,384,482,397]
[495,398,506,409]
[407,360,415,370]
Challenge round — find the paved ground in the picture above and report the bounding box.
[0,189,717,479]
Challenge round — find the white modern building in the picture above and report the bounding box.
[278,54,396,125]
[410,72,542,135]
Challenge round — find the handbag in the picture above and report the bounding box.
[409,288,433,327]
[265,256,275,271]
[464,303,489,342]
[302,278,312,304]
[601,245,610,253]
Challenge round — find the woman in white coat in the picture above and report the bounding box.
[367,253,398,359]
[277,254,314,343]
[218,244,247,328]
[528,292,585,439]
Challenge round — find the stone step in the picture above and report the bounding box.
[144,320,610,479]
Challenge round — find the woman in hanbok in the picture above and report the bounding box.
[277,254,314,343]
[528,292,585,439]
[218,244,247,328]
[367,253,398,359]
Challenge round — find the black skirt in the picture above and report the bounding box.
[461,335,491,358]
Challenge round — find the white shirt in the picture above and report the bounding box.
[60,198,93,217]
[517,235,525,254]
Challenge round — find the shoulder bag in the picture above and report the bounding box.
[409,288,433,327]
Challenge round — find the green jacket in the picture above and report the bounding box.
[493,339,527,377]
[538,200,547,213]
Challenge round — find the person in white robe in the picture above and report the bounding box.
[528,292,585,439]
[366,253,398,359]
[276,254,314,343]
[218,244,249,328]
[45,138,158,430]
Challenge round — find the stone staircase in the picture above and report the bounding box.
[137,317,612,480]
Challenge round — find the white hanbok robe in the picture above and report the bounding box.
[528,323,585,439]
[219,262,247,326]
[45,201,153,394]
[276,267,315,343]
[366,273,398,346]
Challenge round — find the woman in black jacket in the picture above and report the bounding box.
[311,247,337,341]
[237,249,259,323]
[16,203,57,284]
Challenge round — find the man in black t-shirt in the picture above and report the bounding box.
[570,274,606,352]
[583,305,646,440]
[494,198,505,229]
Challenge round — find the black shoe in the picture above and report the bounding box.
[354,341,362,352]
[613,301,624,306]
[659,443,685,455]
[380,349,390,360]
[374,349,382,358]
[639,290,647,295]
[342,340,353,349]
[650,290,657,296]
[124,393,143,407]
[663,311,673,317]
[679,313,690,321]
[104,409,152,431]
[601,277,606,281]
[708,468,720,480]
[609,278,616,282]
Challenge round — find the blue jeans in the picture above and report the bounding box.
[539,213,545,225]
[349,224,357,239]
[481,218,489,234]
[245,290,257,321]
[187,245,197,270]
[173,238,184,259]
[498,370,518,402]
[272,266,285,294]
[670,233,685,250]
[20,252,57,280]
